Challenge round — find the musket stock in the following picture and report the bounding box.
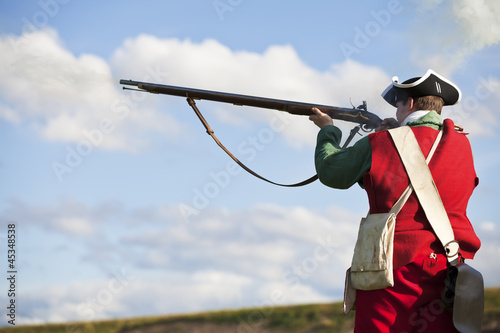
[120,80,382,130]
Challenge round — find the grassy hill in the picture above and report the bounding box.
[4,287,500,333]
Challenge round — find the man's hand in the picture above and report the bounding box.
[375,118,400,132]
[309,107,333,128]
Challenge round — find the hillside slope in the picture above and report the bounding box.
[4,287,500,333]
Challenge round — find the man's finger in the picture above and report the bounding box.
[311,107,323,115]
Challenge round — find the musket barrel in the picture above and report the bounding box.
[119,79,382,129]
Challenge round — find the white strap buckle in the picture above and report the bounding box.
[444,240,460,262]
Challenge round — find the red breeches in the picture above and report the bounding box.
[354,254,458,333]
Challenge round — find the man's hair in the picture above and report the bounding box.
[400,95,445,114]
[414,95,445,114]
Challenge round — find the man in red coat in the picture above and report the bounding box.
[309,69,480,332]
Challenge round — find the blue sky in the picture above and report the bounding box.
[1,0,499,326]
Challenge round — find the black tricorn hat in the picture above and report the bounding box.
[381,69,461,107]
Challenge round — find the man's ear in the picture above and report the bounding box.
[408,97,415,111]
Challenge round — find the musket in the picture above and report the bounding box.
[119,80,382,131]
[119,79,382,187]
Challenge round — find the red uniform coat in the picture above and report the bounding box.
[363,119,481,269]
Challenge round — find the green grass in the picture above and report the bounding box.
[485,287,500,311]
[2,287,499,333]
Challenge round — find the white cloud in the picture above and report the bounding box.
[4,197,500,324]
[471,222,500,286]
[1,198,109,236]
[409,0,500,73]
[4,26,497,153]
[413,0,444,12]
[1,30,392,152]
[111,34,392,149]
[452,0,500,50]
[17,269,254,326]
[0,29,181,152]
[444,75,500,137]
[0,104,20,123]
[53,217,94,235]
[5,198,359,324]
[480,221,495,231]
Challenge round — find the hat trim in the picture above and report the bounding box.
[381,82,395,102]
[382,69,462,106]
[393,69,462,104]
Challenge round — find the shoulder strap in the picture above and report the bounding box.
[389,126,459,263]
[388,127,443,216]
